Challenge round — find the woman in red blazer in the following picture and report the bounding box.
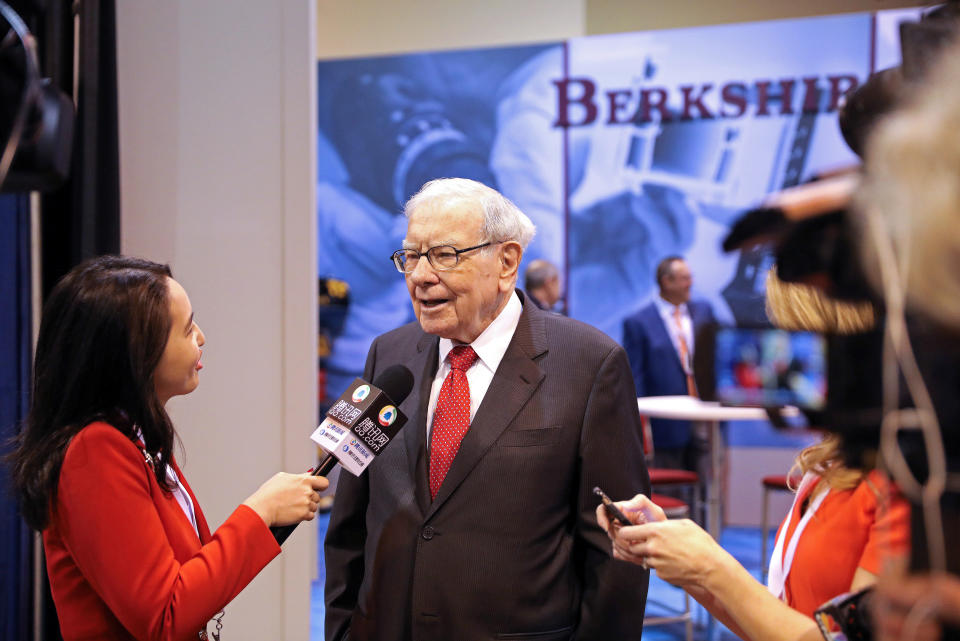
[9,256,327,641]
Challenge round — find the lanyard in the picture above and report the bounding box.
[135,430,199,536]
[767,471,829,600]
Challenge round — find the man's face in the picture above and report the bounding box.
[404,201,519,344]
[662,259,693,304]
[544,274,561,307]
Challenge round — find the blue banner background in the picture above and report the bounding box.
[315,10,912,405]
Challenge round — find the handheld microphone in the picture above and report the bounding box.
[270,364,414,544]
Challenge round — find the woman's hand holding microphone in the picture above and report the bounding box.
[243,473,329,527]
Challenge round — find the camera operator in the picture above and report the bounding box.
[701,8,960,638]
[597,269,910,641]
[852,25,960,641]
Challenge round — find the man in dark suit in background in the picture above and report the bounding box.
[523,258,563,313]
[324,178,649,641]
[622,256,716,475]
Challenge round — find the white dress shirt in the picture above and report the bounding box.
[164,462,199,536]
[654,295,694,374]
[426,291,524,443]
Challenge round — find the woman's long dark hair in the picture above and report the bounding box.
[9,255,179,530]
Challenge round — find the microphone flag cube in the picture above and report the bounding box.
[310,377,408,475]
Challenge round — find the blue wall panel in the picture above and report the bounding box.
[0,193,33,641]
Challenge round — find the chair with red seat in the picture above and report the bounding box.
[643,493,694,641]
[641,415,703,525]
[638,416,700,641]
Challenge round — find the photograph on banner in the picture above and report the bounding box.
[315,43,556,405]
[315,11,902,406]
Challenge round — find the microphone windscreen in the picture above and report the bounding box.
[373,365,415,405]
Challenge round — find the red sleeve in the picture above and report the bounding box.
[858,470,911,575]
[55,423,280,641]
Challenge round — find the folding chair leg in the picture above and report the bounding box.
[694,483,703,527]
[761,486,770,582]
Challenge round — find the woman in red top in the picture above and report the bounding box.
[9,256,328,641]
[597,269,910,641]
[767,443,908,618]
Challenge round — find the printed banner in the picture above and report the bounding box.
[315,10,916,404]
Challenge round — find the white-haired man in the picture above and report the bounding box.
[325,178,650,641]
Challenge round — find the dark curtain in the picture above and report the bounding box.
[0,192,32,641]
[0,1,120,640]
[39,0,120,297]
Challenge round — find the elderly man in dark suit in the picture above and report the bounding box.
[324,178,649,641]
[622,256,716,475]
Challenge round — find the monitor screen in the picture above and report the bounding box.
[714,327,827,410]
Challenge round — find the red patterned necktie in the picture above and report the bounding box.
[429,345,479,500]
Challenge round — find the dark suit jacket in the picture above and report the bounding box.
[525,289,548,310]
[621,299,716,450]
[325,292,650,641]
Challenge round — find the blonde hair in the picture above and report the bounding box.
[789,434,864,492]
[765,267,876,335]
[765,268,876,490]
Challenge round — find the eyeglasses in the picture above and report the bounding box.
[390,242,492,273]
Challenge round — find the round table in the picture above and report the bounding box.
[636,396,799,541]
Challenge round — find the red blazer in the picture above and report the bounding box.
[43,422,280,641]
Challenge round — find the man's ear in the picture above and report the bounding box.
[499,242,522,285]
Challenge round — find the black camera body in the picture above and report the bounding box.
[0,0,75,193]
[711,5,960,639]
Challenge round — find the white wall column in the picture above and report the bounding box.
[116,3,317,640]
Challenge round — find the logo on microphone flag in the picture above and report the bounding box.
[378,405,397,426]
[352,385,371,403]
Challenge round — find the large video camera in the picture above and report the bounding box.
[696,5,960,638]
[700,2,960,463]
[0,0,74,193]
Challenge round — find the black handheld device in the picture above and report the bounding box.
[593,487,633,527]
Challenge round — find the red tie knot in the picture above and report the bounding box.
[448,345,478,371]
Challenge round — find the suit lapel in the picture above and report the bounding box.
[690,303,704,357]
[646,305,685,373]
[426,295,547,518]
[408,332,439,514]
[690,301,709,337]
